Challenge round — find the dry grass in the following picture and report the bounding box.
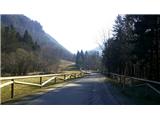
[58,59,75,71]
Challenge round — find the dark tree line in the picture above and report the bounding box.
[1,25,60,76]
[102,15,160,81]
[76,50,101,70]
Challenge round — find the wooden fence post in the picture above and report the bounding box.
[119,76,122,84]
[145,84,148,96]
[81,72,83,77]
[78,73,80,77]
[40,77,42,88]
[79,73,81,77]
[64,75,66,81]
[112,75,114,79]
[11,79,14,98]
[117,76,120,83]
[54,77,57,83]
[130,78,133,87]
[123,77,126,89]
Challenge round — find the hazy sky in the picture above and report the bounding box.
[0,0,160,53]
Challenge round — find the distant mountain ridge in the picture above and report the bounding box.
[89,46,102,55]
[1,15,73,61]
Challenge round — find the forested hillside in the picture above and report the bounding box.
[1,25,42,75]
[1,15,73,76]
[1,15,73,61]
[102,15,160,81]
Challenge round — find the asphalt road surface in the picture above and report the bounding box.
[11,73,135,105]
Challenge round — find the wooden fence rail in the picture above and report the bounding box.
[107,72,160,95]
[0,72,86,99]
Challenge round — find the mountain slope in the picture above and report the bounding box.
[1,15,73,61]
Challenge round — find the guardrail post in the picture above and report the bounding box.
[11,79,14,98]
[40,77,42,88]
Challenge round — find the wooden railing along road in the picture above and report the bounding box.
[0,72,86,99]
[108,72,160,95]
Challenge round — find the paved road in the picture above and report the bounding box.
[11,73,135,105]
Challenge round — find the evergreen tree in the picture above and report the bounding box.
[102,15,160,81]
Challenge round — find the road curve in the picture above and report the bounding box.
[11,73,134,105]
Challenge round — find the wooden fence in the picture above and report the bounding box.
[108,72,160,95]
[0,72,85,99]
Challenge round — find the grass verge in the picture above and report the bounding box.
[1,70,82,104]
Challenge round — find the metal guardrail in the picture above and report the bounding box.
[0,72,86,99]
[108,72,160,95]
